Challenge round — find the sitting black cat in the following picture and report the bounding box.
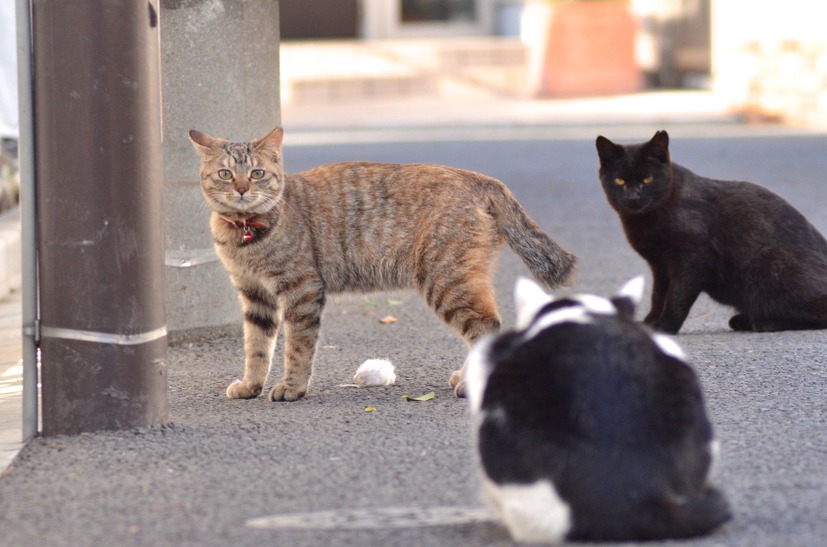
[466,277,731,542]
[596,130,827,333]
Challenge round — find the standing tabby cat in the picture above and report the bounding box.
[596,130,827,334]
[188,127,577,401]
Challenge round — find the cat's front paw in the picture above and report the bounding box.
[646,318,681,335]
[268,382,307,402]
[226,379,263,399]
[449,370,467,398]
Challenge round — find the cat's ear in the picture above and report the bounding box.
[645,130,670,164]
[595,135,624,166]
[611,275,644,318]
[514,277,554,329]
[188,129,225,159]
[252,127,284,158]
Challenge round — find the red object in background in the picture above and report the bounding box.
[531,1,642,97]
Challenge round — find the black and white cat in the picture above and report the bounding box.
[596,130,827,334]
[466,277,731,543]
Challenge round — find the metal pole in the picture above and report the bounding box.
[15,0,38,440]
[32,0,168,435]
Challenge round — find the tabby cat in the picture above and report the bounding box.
[188,127,577,401]
[596,130,827,334]
[466,277,731,542]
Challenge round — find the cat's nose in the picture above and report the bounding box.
[236,185,249,195]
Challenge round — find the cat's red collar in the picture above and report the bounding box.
[220,215,267,229]
[220,215,268,244]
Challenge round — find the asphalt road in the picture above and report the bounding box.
[1,127,825,546]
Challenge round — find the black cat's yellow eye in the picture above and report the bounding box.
[642,177,653,184]
[614,178,626,186]
[217,169,233,181]
[250,169,266,180]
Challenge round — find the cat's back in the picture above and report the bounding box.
[682,168,827,251]
[292,161,496,196]
[282,161,513,293]
[287,160,509,242]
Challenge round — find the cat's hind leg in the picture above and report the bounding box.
[750,316,827,332]
[731,299,827,332]
[415,226,502,396]
[422,276,501,397]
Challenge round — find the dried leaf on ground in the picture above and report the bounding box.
[402,391,435,402]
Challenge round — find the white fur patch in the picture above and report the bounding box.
[482,477,572,544]
[618,275,645,306]
[571,294,616,315]
[465,336,495,414]
[353,359,396,386]
[514,277,554,329]
[524,306,593,342]
[709,440,721,472]
[652,334,686,361]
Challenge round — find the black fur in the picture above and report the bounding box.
[471,281,731,541]
[596,130,827,333]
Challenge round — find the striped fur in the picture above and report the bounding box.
[188,128,577,401]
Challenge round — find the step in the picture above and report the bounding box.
[280,38,528,104]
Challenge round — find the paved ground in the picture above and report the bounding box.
[0,204,21,472]
[0,290,21,470]
[0,118,825,546]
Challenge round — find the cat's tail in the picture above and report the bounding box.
[571,487,731,542]
[643,487,732,540]
[482,178,577,288]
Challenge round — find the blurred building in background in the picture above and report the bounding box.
[712,0,827,126]
[279,1,703,105]
[280,0,827,127]
[281,1,709,85]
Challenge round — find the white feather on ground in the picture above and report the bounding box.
[353,359,396,387]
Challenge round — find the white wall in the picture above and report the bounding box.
[712,0,827,125]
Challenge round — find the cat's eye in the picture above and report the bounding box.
[217,169,233,181]
[250,169,266,180]
[614,178,626,186]
[642,177,653,184]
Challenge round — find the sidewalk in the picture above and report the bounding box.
[0,207,21,473]
[283,89,738,133]
[0,290,21,472]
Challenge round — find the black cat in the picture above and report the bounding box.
[596,130,827,334]
[466,277,731,542]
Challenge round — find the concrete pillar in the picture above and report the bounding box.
[160,0,280,338]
